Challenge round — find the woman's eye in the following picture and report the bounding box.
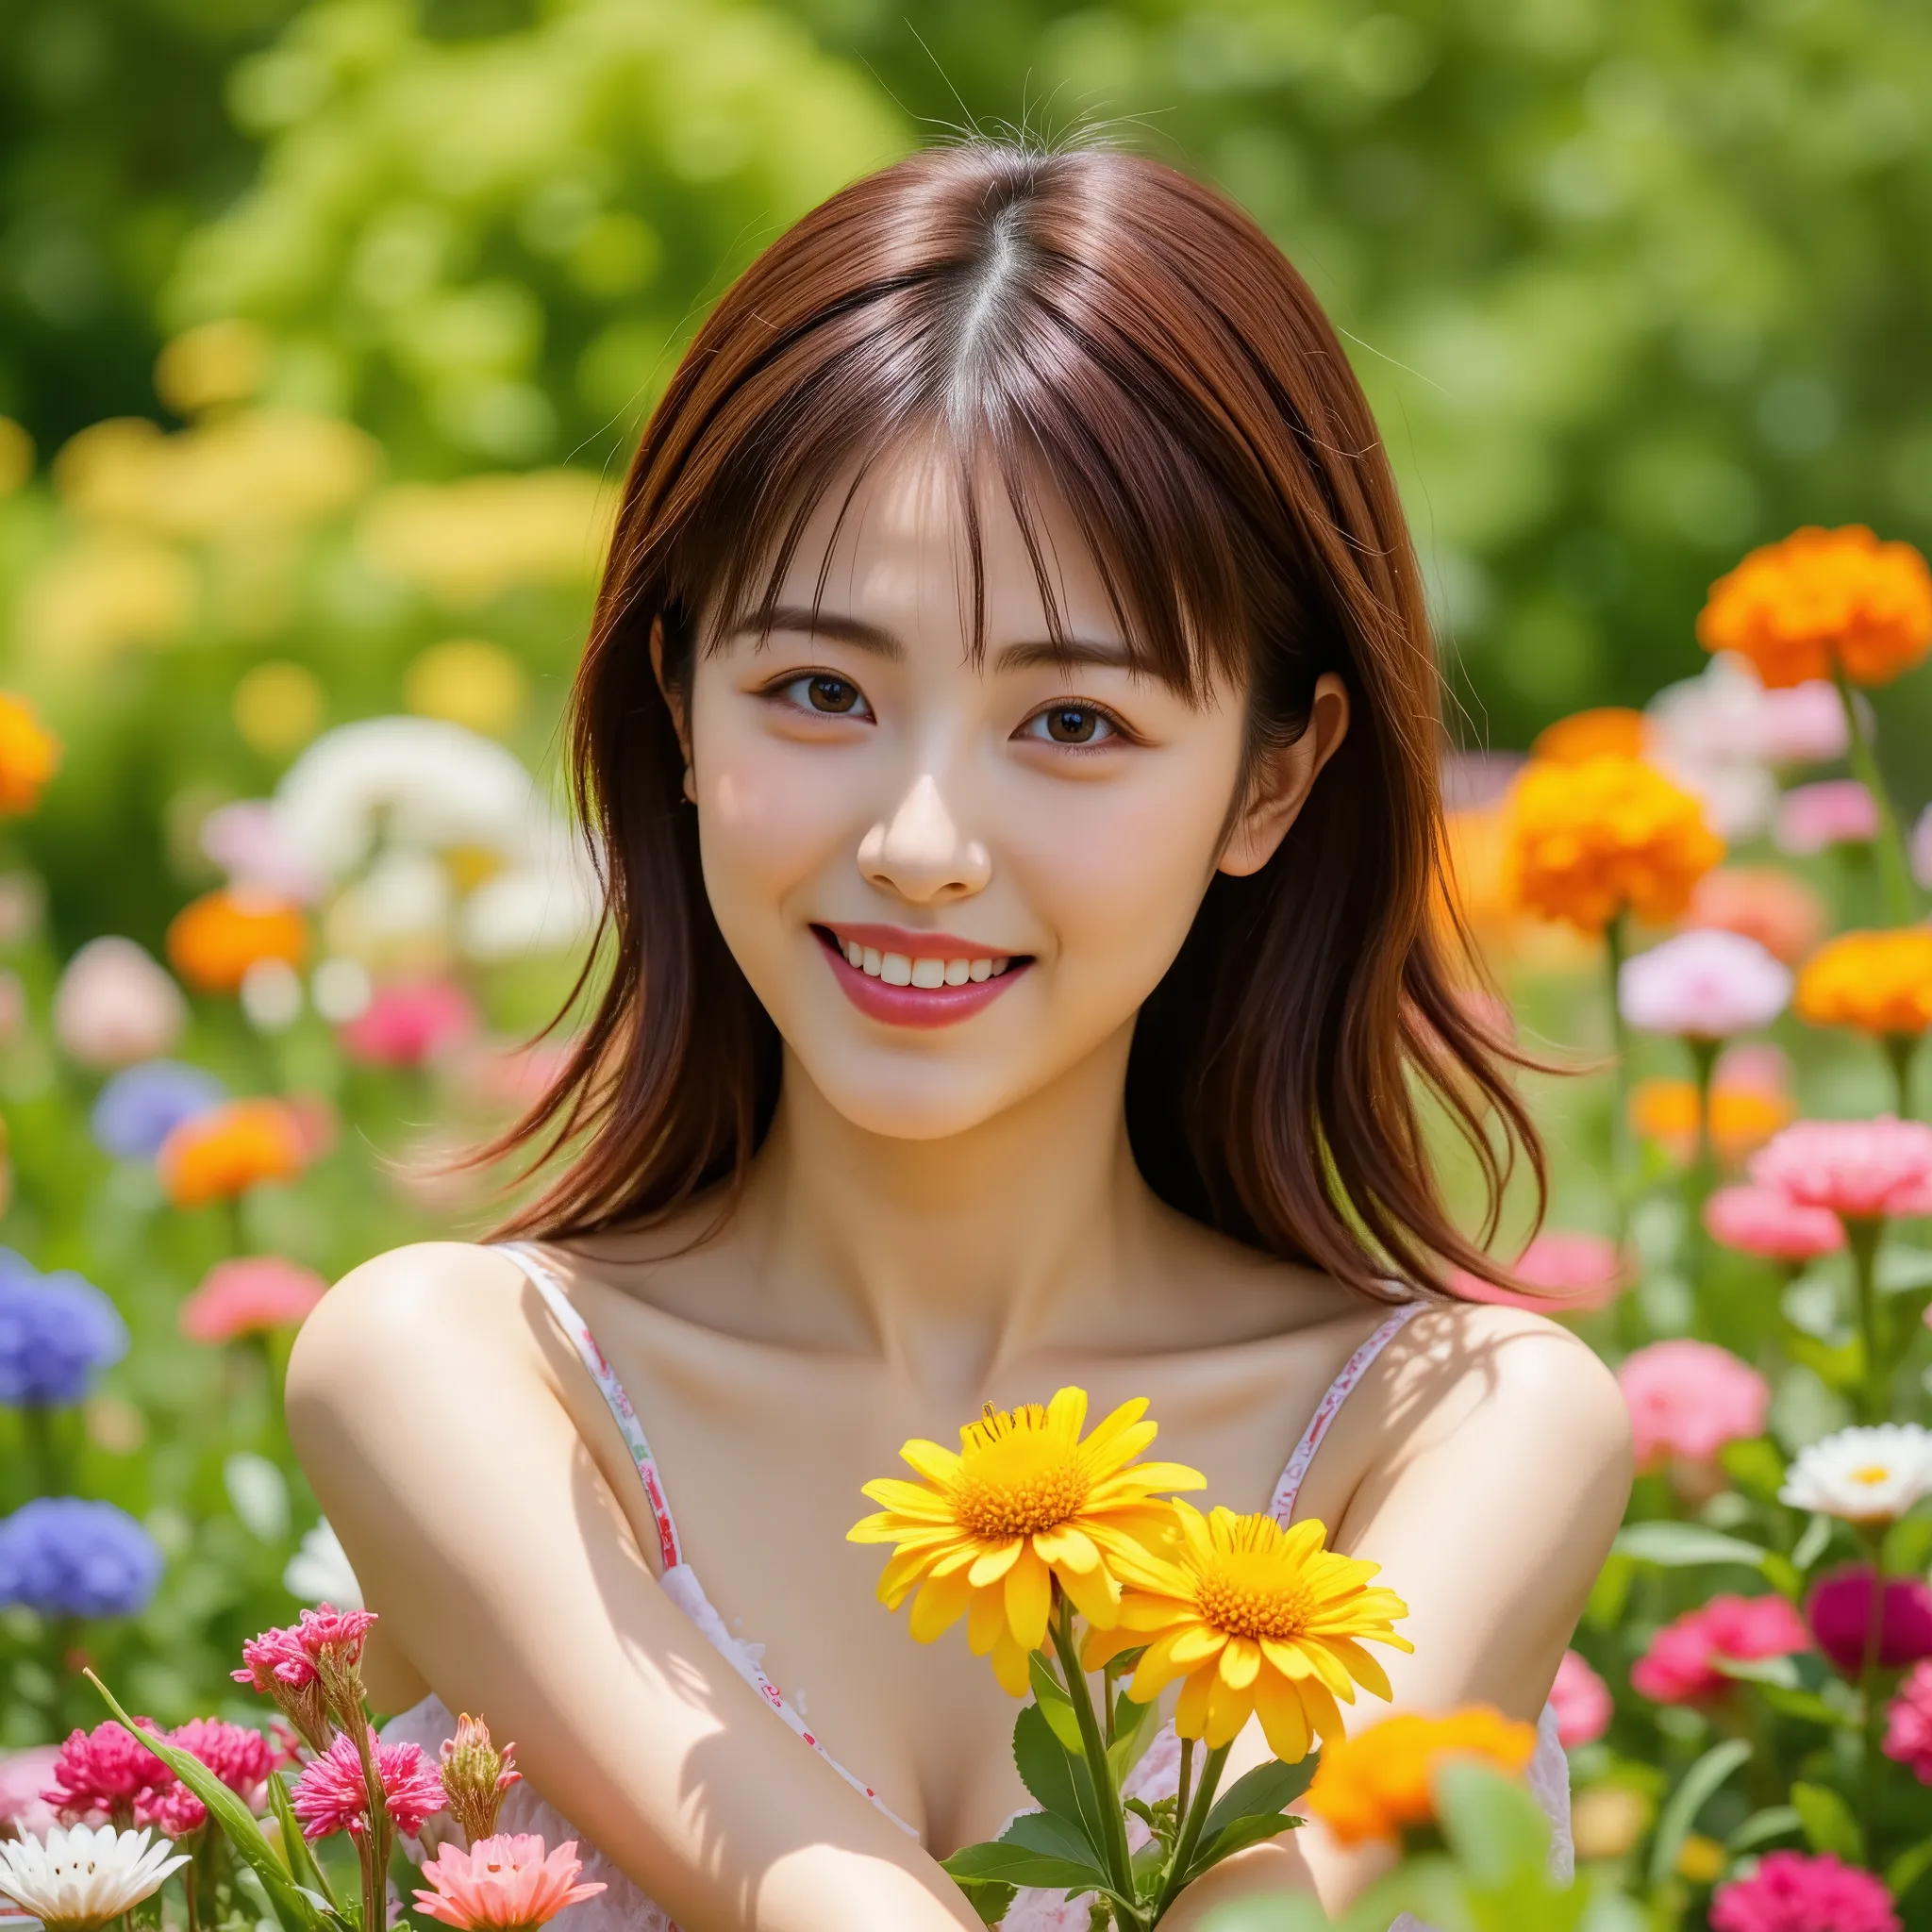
[1023,705,1119,747]
[774,674,871,719]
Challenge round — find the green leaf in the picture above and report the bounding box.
[1647,1739,1752,1891]
[1200,1757,1317,1845]
[1791,1513,1834,1573]
[1613,1522,1771,1571]
[1029,1650,1086,1755]
[1751,1685,1852,1728]
[1434,1758,1551,1889]
[1106,1680,1160,1789]
[1185,1808,1302,1879]
[943,1811,1114,1896]
[1790,1781,1864,1863]
[1719,1437,1787,1502]
[1886,1834,1932,1902]
[1709,1651,1833,1694]
[1725,1807,1802,1854]
[266,1769,339,1914]
[957,1877,1017,1925]
[1584,1554,1634,1631]
[1012,1705,1093,1838]
[89,1672,323,1932]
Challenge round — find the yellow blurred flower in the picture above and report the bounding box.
[18,532,196,666]
[358,470,615,605]
[1304,1707,1538,1846]
[1629,1078,1795,1168]
[1676,1833,1726,1885]
[158,1098,307,1208]
[1569,1784,1650,1862]
[847,1388,1204,1696]
[1697,525,1932,689]
[166,889,308,994]
[234,663,325,756]
[154,320,273,416]
[405,640,527,737]
[0,694,61,815]
[1082,1504,1411,1764]
[1795,929,1932,1038]
[1505,755,1724,934]
[1530,708,1647,765]
[0,418,33,496]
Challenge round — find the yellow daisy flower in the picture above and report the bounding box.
[1083,1502,1412,1763]
[848,1388,1205,1695]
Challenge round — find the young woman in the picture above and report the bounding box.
[288,141,1630,1932]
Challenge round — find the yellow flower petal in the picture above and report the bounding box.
[967,1540,1024,1588]
[1045,1386,1090,1441]
[1206,1668,1255,1747]
[1174,1663,1214,1740]
[1322,1635,1396,1704]
[1005,1545,1053,1653]
[1254,1663,1315,1764]
[1219,1636,1262,1690]
[898,1439,962,1485]
[1131,1624,1227,1700]
[857,1479,955,1520]
[908,1568,975,1643]
[1033,1524,1101,1573]
[968,1582,1007,1657]
[990,1628,1034,1697]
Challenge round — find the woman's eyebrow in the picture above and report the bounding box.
[993,637,1136,673]
[731,608,902,658]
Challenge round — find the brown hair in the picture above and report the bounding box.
[494,140,1542,1301]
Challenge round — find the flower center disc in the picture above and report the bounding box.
[952,1438,1090,1539]
[1194,1552,1317,1641]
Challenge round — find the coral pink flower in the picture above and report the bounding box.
[1687,867,1829,964]
[1709,1850,1899,1932]
[181,1257,327,1343]
[0,1746,60,1839]
[1752,1116,1932,1221]
[1618,928,1792,1038]
[1704,1186,1846,1261]
[1630,1593,1809,1704]
[1774,778,1880,855]
[1807,1566,1932,1675]
[42,1720,173,1825]
[339,980,477,1068]
[53,938,187,1071]
[291,1728,445,1840]
[1618,1340,1770,1468]
[1548,1650,1612,1749]
[1447,1231,1625,1312]
[170,1719,275,1803]
[1885,1658,1932,1783]
[136,1781,209,1838]
[1757,680,1850,765]
[413,1834,608,1930]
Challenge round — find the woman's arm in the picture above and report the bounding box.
[285,1243,982,1932]
[1160,1304,1634,1926]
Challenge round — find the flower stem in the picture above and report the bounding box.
[1832,660,1918,926]
[347,1720,391,1932]
[1152,1741,1232,1919]
[1606,909,1633,1221]
[23,1401,57,1498]
[1174,1737,1193,1837]
[1048,1598,1141,1930]
[1885,1033,1918,1121]
[1860,1522,1890,1853]
[1849,1216,1888,1424]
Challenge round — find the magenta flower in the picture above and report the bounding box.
[1617,1340,1770,1470]
[1885,1658,1932,1783]
[413,1834,607,1931]
[1447,1231,1626,1312]
[1807,1565,1932,1675]
[339,980,477,1068]
[1751,1117,1932,1222]
[1709,1850,1899,1932]
[1548,1649,1612,1749]
[1618,928,1792,1039]
[42,1720,174,1827]
[169,1719,275,1803]
[1774,778,1881,855]
[180,1257,326,1344]
[136,1780,209,1838]
[1704,1185,1846,1261]
[234,1618,332,1748]
[291,1728,445,1841]
[1630,1593,1810,1704]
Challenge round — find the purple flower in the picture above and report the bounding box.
[0,1499,162,1618]
[1617,928,1792,1040]
[90,1060,225,1161]
[0,1256,126,1406]
[1806,1564,1932,1674]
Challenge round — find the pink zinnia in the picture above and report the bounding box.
[0,1746,60,1840]
[171,1718,275,1802]
[1774,778,1881,855]
[1704,1186,1846,1261]
[234,1623,319,1693]
[1885,1658,1932,1783]
[137,1780,210,1838]
[1548,1650,1612,1748]
[181,1256,327,1343]
[291,1728,445,1840]
[413,1834,608,1930]
[42,1719,174,1825]
[1618,928,1792,1039]
[1630,1593,1810,1704]
[1448,1230,1626,1312]
[1752,1116,1932,1221]
[1757,680,1849,765]
[1618,1340,1770,1469]
[340,979,477,1068]
[1709,1850,1899,1932]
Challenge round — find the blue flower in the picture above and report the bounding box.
[90,1059,225,1161]
[0,1497,162,1617]
[0,1255,128,1406]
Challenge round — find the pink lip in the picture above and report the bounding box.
[812,927,1029,1030]
[822,921,1017,961]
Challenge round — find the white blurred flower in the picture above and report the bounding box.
[284,1518,363,1608]
[0,1824,190,1931]
[326,848,453,954]
[1646,656,1777,840]
[460,845,602,962]
[1779,1424,1932,1524]
[311,958,373,1024]
[52,939,186,1071]
[240,958,303,1032]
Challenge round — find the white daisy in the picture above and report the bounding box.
[0,1824,190,1932]
[1780,1424,1932,1523]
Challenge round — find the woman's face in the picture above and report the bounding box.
[679,444,1338,1141]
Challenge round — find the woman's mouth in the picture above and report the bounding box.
[811,924,1032,1029]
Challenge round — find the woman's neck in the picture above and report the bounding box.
[739,1024,1154,1406]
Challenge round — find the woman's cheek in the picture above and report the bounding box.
[699,735,855,901]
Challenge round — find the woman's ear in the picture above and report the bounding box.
[649,616,698,804]
[1218,672,1351,877]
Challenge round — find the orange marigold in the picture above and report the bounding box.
[0,693,61,815]
[1505,756,1724,933]
[1630,1078,1795,1168]
[166,889,308,993]
[1305,1707,1539,1847]
[1795,928,1932,1038]
[1697,525,1932,689]
[158,1099,307,1207]
[1529,708,1647,766]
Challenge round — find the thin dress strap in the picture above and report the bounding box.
[1269,1300,1425,1524]
[491,1241,914,1835]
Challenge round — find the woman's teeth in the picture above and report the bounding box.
[842,941,1009,986]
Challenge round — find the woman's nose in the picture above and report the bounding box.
[857,773,991,904]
